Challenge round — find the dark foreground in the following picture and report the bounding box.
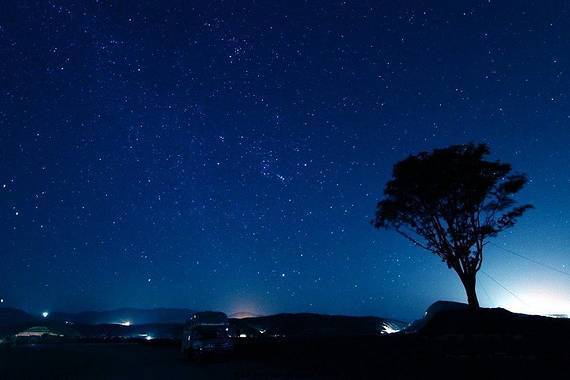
[1,333,569,380]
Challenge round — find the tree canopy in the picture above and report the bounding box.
[373,143,532,308]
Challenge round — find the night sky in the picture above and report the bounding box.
[1,1,569,320]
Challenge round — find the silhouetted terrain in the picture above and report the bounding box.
[49,308,195,325]
[0,307,405,339]
[419,306,570,336]
[233,312,406,337]
[0,307,194,338]
[2,329,569,379]
[2,304,569,378]
[0,309,36,337]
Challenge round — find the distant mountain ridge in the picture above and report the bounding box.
[3,303,570,341]
[232,312,408,337]
[230,311,262,319]
[0,307,407,338]
[0,308,38,326]
[0,307,195,326]
[0,308,40,335]
[49,308,195,325]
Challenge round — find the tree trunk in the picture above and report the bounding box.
[461,273,480,309]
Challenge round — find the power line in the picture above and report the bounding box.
[478,280,494,305]
[488,241,570,278]
[480,270,531,308]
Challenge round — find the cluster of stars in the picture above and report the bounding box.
[0,0,568,319]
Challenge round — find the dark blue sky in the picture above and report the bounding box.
[1,0,568,320]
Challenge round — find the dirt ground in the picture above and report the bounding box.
[1,336,568,379]
[0,343,272,380]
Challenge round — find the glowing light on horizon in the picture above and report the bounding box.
[380,322,401,334]
[228,298,263,318]
[499,291,570,318]
[119,320,132,326]
[42,311,49,318]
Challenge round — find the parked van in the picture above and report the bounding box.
[181,311,233,358]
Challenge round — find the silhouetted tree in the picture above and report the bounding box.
[373,143,532,308]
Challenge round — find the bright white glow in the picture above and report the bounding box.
[42,311,49,318]
[119,321,131,326]
[500,291,570,318]
[145,335,153,341]
[381,322,401,335]
[239,333,247,338]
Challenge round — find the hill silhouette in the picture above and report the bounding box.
[233,312,407,337]
[49,308,195,325]
[0,308,39,335]
[418,304,570,336]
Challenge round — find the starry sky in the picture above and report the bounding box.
[1,1,569,320]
